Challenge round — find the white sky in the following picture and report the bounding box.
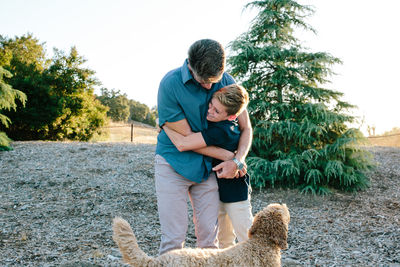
[2,0,400,135]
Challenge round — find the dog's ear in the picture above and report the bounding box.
[249,207,288,250]
[268,211,288,249]
[248,211,263,239]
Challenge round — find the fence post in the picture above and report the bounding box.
[131,123,134,142]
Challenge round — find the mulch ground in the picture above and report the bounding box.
[1,142,399,266]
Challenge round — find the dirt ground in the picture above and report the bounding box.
[0,142,399,266]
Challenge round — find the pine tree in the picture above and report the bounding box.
[228,0,374,194]
[0,34,63,140]
[0,66,26,149]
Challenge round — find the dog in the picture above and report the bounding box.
[112,203,290,267]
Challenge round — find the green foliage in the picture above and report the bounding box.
[42,48,108,140]
[128,100,157,127]
[0,132,13,150]
[0,66,27,148]
[0,35,61,139]
[96,88,156,126]
[97,88,130,122]
[228,0,374,194]
[145,106,158,127]
[0,34,107,141]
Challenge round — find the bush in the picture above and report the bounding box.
[228,0,374,194]
[0,35,107,141]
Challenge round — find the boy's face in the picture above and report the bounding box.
[206,98,235,122]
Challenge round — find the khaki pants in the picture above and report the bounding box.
[217,199,254,249]
[155,154,219,255]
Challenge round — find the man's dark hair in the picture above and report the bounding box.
[188,39,225,81]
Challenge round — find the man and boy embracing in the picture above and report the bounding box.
[155,39,253,255]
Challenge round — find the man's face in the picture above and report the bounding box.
[206,98,230,122]
[189,65,222,90]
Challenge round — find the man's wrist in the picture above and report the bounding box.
[232,157,244,170]
[234,150,247,162]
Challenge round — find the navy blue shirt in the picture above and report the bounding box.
[201,120,251,203]
[156,60,235,183]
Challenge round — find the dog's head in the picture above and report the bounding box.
[248,203,290,249]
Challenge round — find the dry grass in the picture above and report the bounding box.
[367,134,400,147]
[92,120,400,147]
[93,121,158,144]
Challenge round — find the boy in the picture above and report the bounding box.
[162,84,253,248]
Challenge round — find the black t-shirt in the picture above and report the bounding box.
[201,120,250,203]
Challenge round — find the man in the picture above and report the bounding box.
[155,39,252,255]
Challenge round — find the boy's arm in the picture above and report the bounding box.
[163,119,234,161]
[212,109,252,178]
[193,146,234,161]
[235,109,253,162]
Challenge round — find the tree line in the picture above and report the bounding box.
[0,0,375,194]
[96,88,157,126]
[0,34,156,149]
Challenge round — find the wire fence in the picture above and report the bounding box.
[99,123,399,147]
[99,123,158,144]
[101,124,135,142]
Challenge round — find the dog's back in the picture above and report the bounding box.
[155,241,281,267]
[112,203,289,267]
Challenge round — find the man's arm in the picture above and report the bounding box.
[163,119,235,161]
[212,109,252,178]
[163,119,193,136]
[163,125,206,152]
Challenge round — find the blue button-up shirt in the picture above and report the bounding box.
[156,60,235,182]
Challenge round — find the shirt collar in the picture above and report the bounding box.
[181,59,194,84]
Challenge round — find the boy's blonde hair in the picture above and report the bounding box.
[213,84,249,116]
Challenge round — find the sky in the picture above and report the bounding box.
[2,0,400,135]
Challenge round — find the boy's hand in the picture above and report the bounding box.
[212,160,247,178]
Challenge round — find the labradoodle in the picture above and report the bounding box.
[112,203,290,267]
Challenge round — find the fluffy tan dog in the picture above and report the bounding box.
[112,203,290,267]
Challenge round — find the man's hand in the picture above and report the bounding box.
[212,160,247,178]
[238,163,247,177]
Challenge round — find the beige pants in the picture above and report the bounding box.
[217,199,254,249]
[155,154,219,255]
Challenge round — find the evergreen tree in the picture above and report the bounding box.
[0,34,61,140]
[228,0,374,194]
[0,66,26,149]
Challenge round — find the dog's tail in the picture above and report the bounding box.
[112,217,153,267]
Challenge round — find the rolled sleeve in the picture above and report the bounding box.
[157,80,186,126]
